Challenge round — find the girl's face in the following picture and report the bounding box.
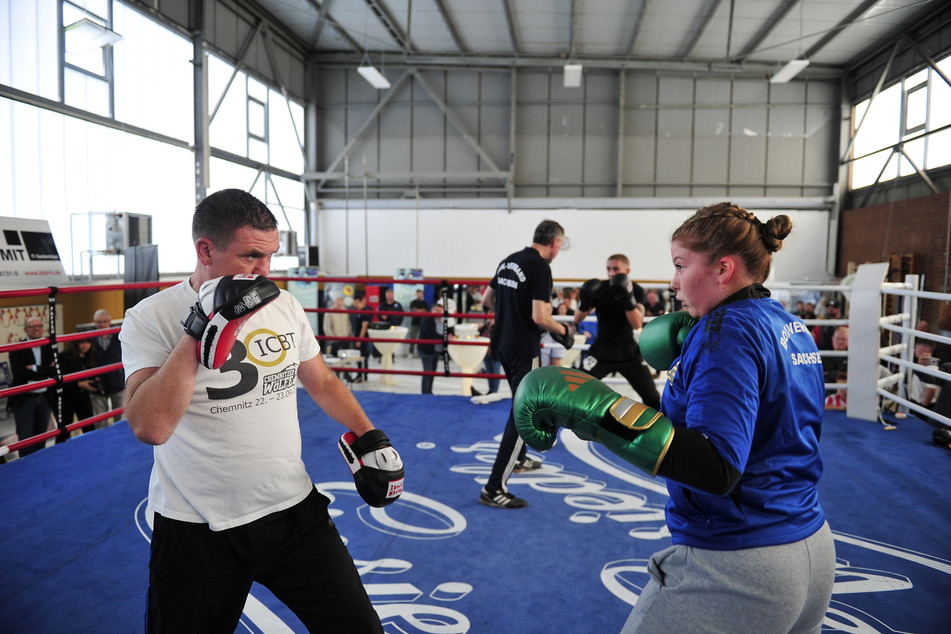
[78,340,92,354]
[669,240,723,318]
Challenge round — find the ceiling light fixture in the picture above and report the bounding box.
[769,59,810,84]
[563,63,583,88]
[64,18,122,56]
[357,64,391,89]
[771,1,809,85]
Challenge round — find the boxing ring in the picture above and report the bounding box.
[3,265,950,458]
[0,269,949,632]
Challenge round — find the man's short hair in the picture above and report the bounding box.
[607,254,630,266]
[353,293,366,301]
[193,189,278,248]
[532,219,565,246]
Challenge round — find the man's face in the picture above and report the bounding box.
[386,290,395,302]
[94,314,112,330]
[832,329,849,350]
[546,236,566,263]
[204,226,279,279]
[24,320,44,340]
[606,258,630,278]
[827,304,840,317]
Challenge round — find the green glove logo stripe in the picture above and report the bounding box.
[558,368,594,392]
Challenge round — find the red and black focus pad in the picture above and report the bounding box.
[338,429,405,507]
[181,274,280,369]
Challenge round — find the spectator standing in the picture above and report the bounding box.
[59,337,98,436]
[643,289,666,316]
[408,289,430,357]
[91,309,125,427]
[322,296,352,356]
[349,294,373,381]
[8,317,56,456]
[813,299,844,350]
[377,287,404,327]
[417,313,440,394]
[821,326,849,390]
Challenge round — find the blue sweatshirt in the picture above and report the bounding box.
[661,289,827,550]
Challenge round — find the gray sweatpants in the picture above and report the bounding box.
[621,521,835,634]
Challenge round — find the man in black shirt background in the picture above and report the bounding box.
[573,254,661,409]
[478,219,574,509]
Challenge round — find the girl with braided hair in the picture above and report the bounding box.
[621,202,835,632]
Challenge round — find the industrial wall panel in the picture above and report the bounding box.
[345,95,380,175]
[656,111,692,183]
[692,136,729,187]
[657,76,694,106]
[624,134,657,186]
[656,184,693,197]
[803,106,836,185]
[311,65,839,199]
[584,71,620,104]
[732,80,769,108]
[445,70,478,104]
[549,103,585,185]
[693,106,730,142]
[480,104,511,169]
[729,186,768,197]
[379,103,412,178]
[768,106,807,138]
[549,185,584,198]
[656,136,694,184]
[767,138,806,187]
[769,82,807,106]
[692,101,731,189]
[730,136,768,186]
[208,2,240,59]
[584,103,618,186]
[446,134,480,173]
[656,102,692,137]
[158,0,190,28]
[317,69,349,105]
[627,74,658,105]
[412,102,446,173]
[516,71,552,105]
[516,100,551,182]
[695,78,732,105]
[480,71,511,105]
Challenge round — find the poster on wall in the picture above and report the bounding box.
[286,267,320,332]
[0,217,68,287]
[394,268,424,309]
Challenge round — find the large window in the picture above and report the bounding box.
[207,53,305,175]
[2,0,307,276]
[851,54,951,189]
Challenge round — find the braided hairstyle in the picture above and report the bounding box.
[671,202,792,282]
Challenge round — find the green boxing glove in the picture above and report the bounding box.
[514,366,674,477]
[639,310,698,371]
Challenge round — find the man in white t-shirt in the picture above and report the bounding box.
[121,189,389,633]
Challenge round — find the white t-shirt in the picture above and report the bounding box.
[121,280,321,531]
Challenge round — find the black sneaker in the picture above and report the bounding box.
[479,488,528,509]
[513,457,542,473]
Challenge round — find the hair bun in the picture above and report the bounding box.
[760,215,792,253]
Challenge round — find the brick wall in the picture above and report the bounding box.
[838,191,951,329]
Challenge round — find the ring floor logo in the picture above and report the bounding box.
[451,430,951,634]
[133,427,949,633]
